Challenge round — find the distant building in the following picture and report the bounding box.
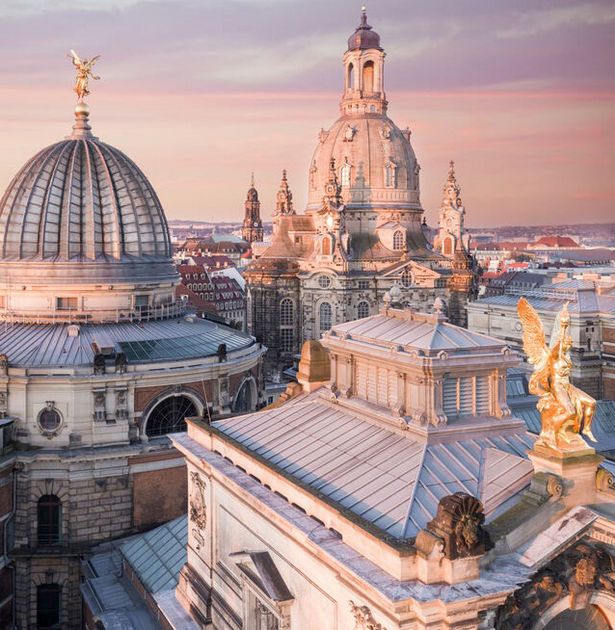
[245,10,476,375]
[483,270,550,297]
[467,278,615,399]
[179,231,251,266]
[241,175,264,244]
[176,263,246,330]
[528,235,580,249]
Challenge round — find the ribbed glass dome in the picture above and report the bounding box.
[0,106,171,263]
[0,103,179,323]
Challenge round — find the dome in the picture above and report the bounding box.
[246,187,259,202]
[307,115,421,212]
[347,9,381,51]
[0,104,179,323]
[0,107,171,263]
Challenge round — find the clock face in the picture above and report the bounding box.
[253,221,259,227]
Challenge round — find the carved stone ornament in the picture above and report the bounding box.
[495,541,615,630]
[349,600,388,630]
[426,492,492,560]
[189,471,207,530]
[343,124,357,142]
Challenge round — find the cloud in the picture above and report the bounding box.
[497,2,615,39]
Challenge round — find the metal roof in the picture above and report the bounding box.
[329,312,505,354]
[121,515,187,594]
[81,515,188,629]
[213,392,534,539]
[0,316,254,368]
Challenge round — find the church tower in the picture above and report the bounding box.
[434,161,467,258]
[241,174,264,243]
[275,169,294,216]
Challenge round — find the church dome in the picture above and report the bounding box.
[0,105,171,263]
[307,116,420,212]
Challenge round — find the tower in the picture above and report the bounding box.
[342,6,387,117]
[434,161,467,257]
[275,169,294,216]
[241,174,264,243]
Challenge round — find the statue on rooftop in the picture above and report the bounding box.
[68,49,101,101]
[517,297,596,451]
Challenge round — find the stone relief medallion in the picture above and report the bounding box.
[189,471,207,530]
[349,600,388,630]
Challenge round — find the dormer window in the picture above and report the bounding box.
[393,230,405,251]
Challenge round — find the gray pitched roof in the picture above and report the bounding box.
[213,392,534,539]
[330,312,506,354]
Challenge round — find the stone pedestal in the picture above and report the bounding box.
[528,444,603,508]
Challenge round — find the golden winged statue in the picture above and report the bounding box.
[68,50,101,101]
[517,297,596,451]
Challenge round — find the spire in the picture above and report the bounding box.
[250,172,255,188]
[442,159,462,210]
[323,158,342,210]
[360,5,368,28]
[275,169,294,215]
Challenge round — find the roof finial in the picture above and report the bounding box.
[250,172,255,187]
[360,4,368,27]
[68,49,101,102]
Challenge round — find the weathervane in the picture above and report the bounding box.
[67,50,101,101]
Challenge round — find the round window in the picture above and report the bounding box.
[38,407,62,433]
[318,275,331,289]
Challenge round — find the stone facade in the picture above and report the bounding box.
[170,306,615,629]
[245,11,476,376]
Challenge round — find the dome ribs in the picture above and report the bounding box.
[90,140,123,260]
[18,143,66,259]
[39,141,73,260]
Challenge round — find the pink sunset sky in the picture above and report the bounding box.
[0,0,613,227]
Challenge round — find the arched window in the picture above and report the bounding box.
[362,60,374,93]
[319,302,332,333]
[279,298,294,352]
[233,379,256,414]
[401,268,413,288]
[443,236,454,256]
[357,301,370,319]
[347,62,354,91]
[321,235,332,256]
[146,395,197,437]
[393,230,405,251]
[37,583,61,629]
[340,162,351,188]
[280,298,294,326]
[38,495,61,545]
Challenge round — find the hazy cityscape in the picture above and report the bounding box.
[0,1,613,629]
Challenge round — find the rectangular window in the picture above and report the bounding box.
[443,376,474,418]
[358,280,369,290]
[135,295,149,309]
[55,297,77,311]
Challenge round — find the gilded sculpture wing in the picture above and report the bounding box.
[517,297,547,366]
[69,49,81,65]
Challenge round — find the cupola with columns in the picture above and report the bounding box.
[342,6,387,117]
